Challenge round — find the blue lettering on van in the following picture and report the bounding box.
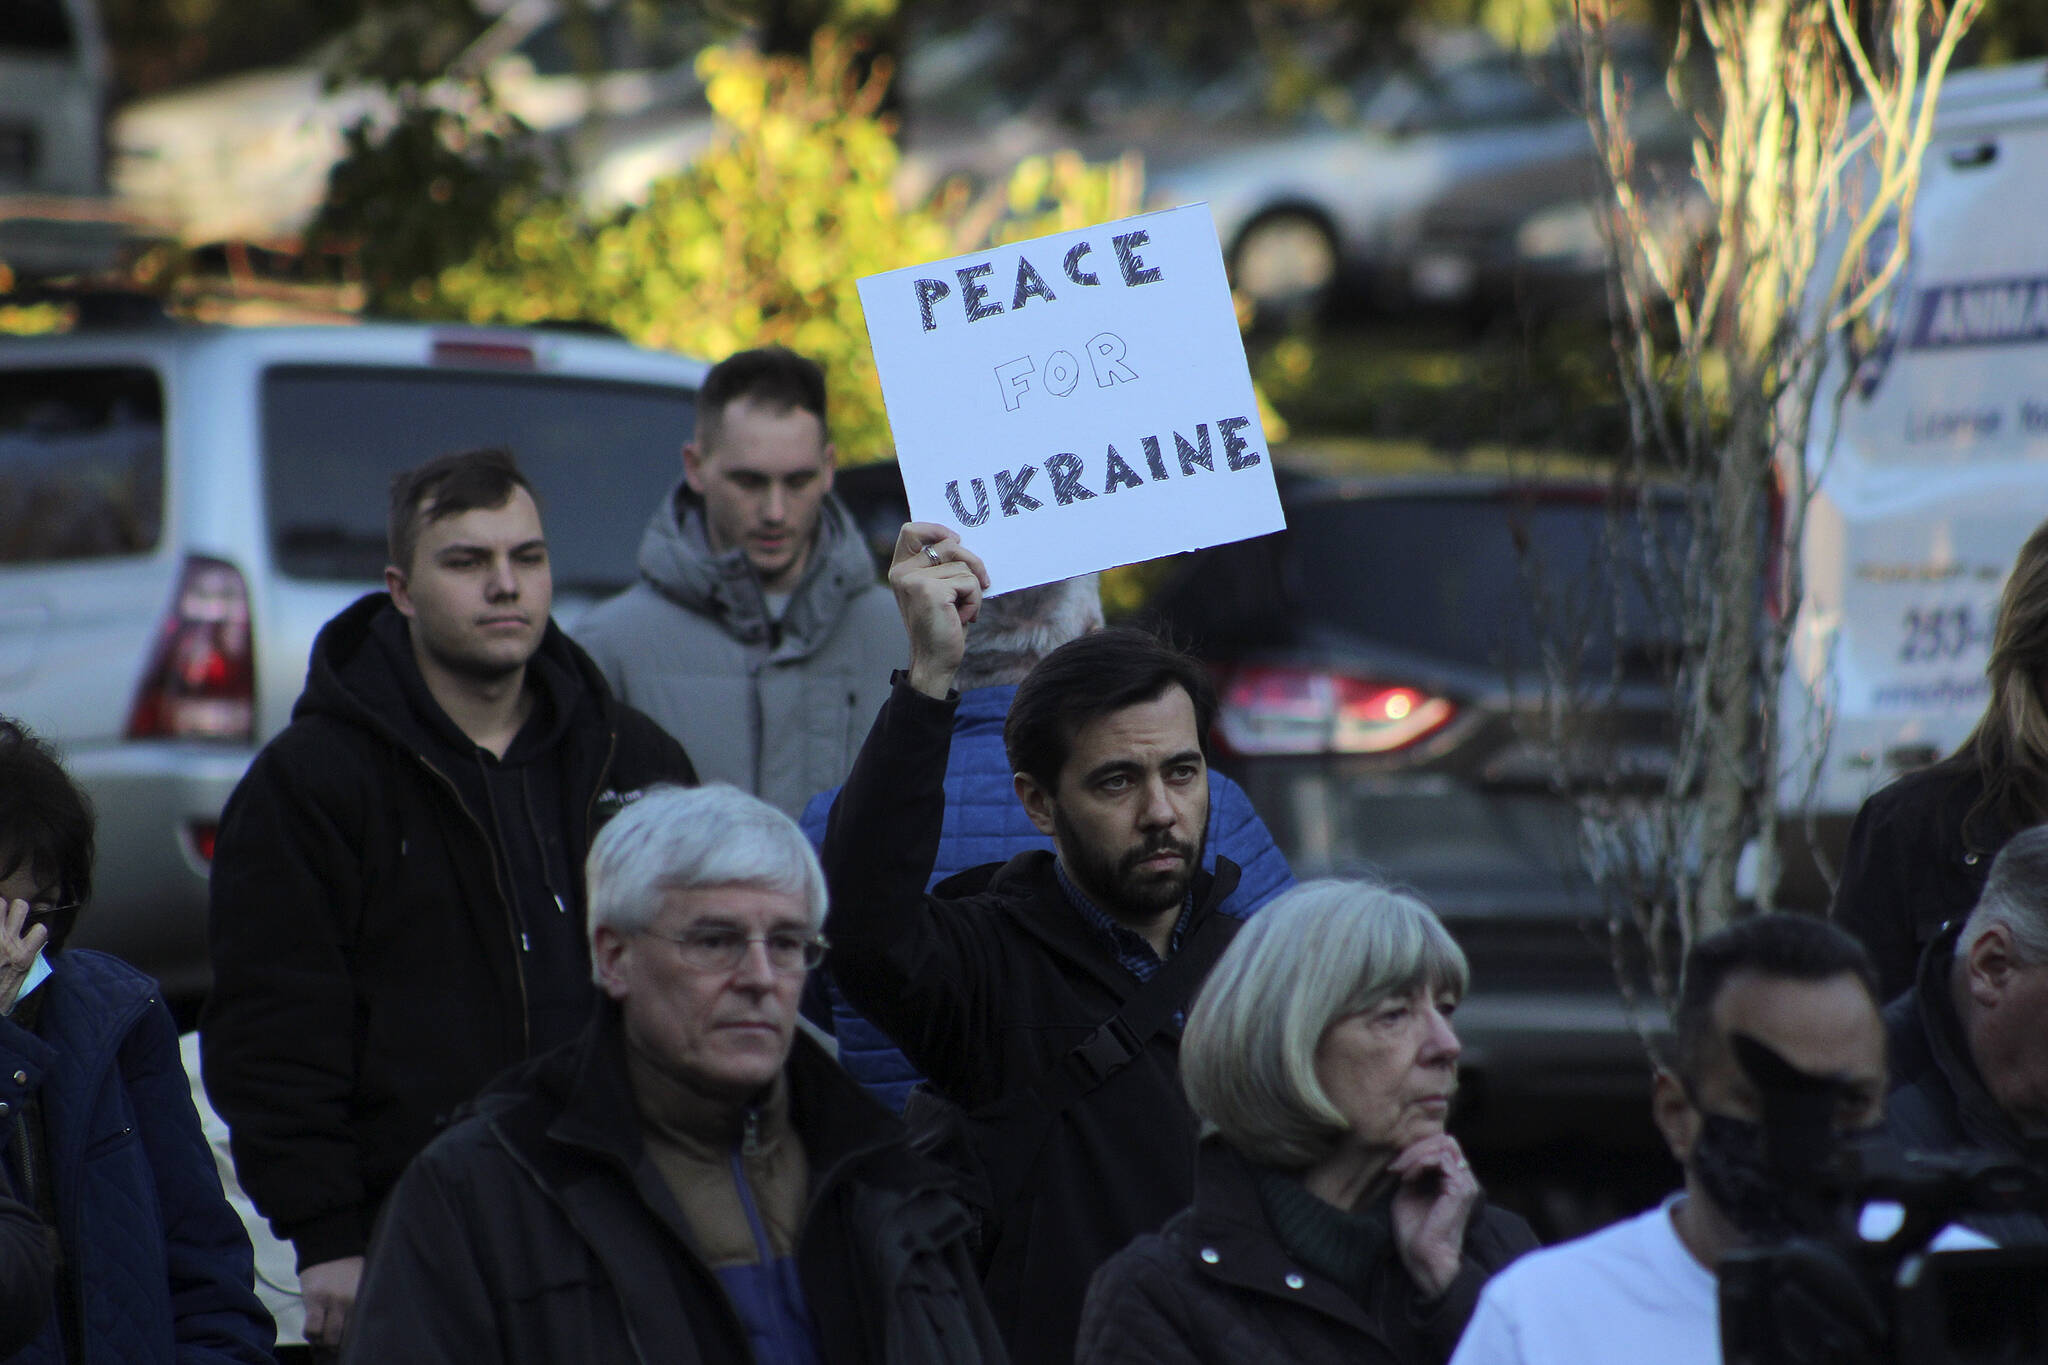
[1906,277,2048,350]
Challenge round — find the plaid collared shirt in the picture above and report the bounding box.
[1053,860,1194,983]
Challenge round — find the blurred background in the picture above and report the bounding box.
[7,0,2048,1238]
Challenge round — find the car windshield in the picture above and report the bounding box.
[263,366,694,591]
[1286,492,1686,682]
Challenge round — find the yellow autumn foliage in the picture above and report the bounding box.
[435,32,1162,465]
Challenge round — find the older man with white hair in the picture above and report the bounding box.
[341,784,1005,1365]
[1883,823,2048,1246]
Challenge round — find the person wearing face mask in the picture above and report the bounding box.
[1076,880,1537,1365]
[1447,914,1977,1365]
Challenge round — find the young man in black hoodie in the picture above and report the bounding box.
[201,448,696,1354]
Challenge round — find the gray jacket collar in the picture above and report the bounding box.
[634,482,878,660]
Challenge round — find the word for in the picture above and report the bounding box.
[913,231,1166,332]
[942,416,1261,526]
[996,334,1138,411]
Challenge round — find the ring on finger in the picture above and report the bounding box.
[923,544,942,565]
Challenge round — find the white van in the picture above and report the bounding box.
[1782,60,2048,897]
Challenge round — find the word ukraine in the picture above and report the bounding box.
[944,416,1262,526]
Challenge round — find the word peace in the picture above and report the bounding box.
[911,230,1167,332]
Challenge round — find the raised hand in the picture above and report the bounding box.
[888,522,989,699]
[0,900,49,1015]
[1387,1132,1481,1300]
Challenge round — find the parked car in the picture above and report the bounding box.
[1147,28,1698,321]
[0,0,137,277]
[1139,469,1685,1144]
[112,0,723,247]
[1775,59,2048,909]
[0,317,705,1003]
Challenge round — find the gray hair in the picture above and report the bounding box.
[585,784,827,977]
[1180,879,1469,1169]
[955,574,1103,690]
[1960,824,2048,965]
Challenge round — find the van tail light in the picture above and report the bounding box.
[126,557,255,742]
[1213,664,1456,756]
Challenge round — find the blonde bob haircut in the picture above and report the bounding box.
[1180,879,1469,1169]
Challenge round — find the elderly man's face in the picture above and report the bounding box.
[594,882,812,1096]
[1961,927,2048,1137]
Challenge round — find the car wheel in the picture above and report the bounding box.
[1230,210,1338,325]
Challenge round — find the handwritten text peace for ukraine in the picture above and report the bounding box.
[859,204,1286,593]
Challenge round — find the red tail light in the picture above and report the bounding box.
[185,821,218,864]
[126,556,254,742]
[1214,664,1456,756]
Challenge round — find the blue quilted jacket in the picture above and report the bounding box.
[799,683,1294,1110]
[0,951,274,1365]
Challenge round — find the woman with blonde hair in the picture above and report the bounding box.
[1834,515,2048,999]
[1076,880,1535,1365]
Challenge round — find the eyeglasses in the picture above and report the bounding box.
[640,925,828,975]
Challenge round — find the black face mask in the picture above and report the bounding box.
[1689,1111,1814,1243]
[1690,1109,1887,1243]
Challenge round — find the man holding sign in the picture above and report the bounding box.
[819,522,1244,1362]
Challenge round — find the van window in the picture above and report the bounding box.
[0,1,77,54]
[0,367,165,563]
[263,366,696,590]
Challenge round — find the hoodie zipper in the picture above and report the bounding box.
[413,752,532,1053]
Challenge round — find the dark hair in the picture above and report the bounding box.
[1004,627,1217,789]
[387,447,536,572]
[1670,913,1880,1084]
[0,718,95,951]
[1949,516,2048,849]
[696,347,828,450]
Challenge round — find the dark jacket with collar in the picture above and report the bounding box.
[202,593,697,1269]
[1883,924,2048,1246]
[341,1002,1005,1365]
[1076,1140,1534,1365]
[0,950,274,1365]
[1834,762,2002,1003]
[798,681,1296,1111]
[820,677,1244,1364]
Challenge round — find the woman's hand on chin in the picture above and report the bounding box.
[1387,1132,1480,1299]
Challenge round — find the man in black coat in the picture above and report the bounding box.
[1884,825,2048,1246]
[342,784,1004,1365]
[820,522,1244,1362]
[201,448,698,1351]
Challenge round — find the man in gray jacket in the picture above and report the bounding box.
[577,347,903,817]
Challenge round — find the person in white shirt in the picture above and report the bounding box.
[1451,913,1972,1365]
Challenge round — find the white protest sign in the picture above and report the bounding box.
[857,203,1285,594]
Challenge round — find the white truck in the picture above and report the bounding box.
[1781,60,2048,902]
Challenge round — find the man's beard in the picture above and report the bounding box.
[1052,804,1202,922]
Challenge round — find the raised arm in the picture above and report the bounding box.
[820,524,1000,1089]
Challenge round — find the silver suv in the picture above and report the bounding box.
[0,320,705,1001]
